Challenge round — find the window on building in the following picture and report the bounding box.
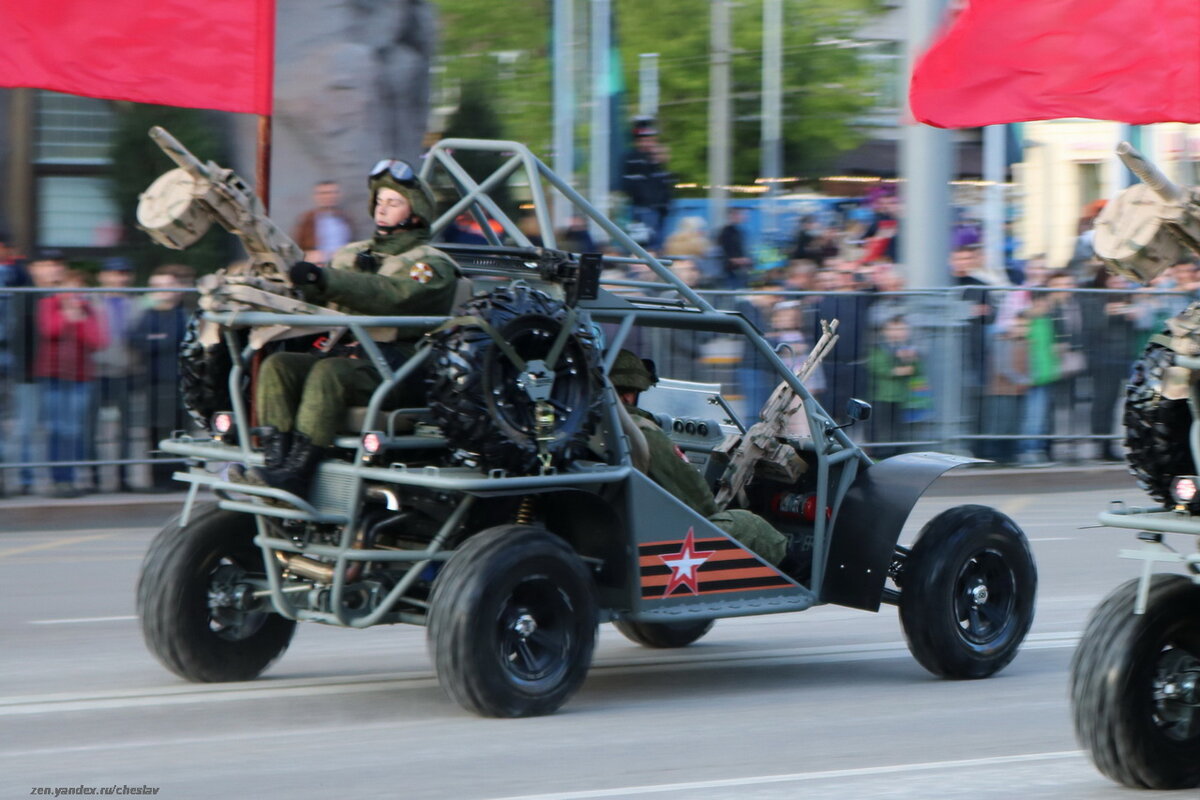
[34,91,120,248]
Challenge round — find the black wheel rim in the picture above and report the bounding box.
[953,548,1017,645]
[207,559,269,642]
[494,575,574,686]
[1149,645,1200,743]
[490,320,588,427]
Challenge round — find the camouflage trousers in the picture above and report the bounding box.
[709,509,788,566]
[256,352,420,448]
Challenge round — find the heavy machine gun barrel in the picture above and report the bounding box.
[149,126,213,182]
[1094,142,1200,284]
[139,126,303,282]
[1116,141,1183,203]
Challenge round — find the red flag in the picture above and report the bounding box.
[909,0,1200,128]
[0,1,275,115]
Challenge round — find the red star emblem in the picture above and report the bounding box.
[658,528,716,597]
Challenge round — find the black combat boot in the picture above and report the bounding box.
[778,534,813,582]
[246,433,325,497]
[229,427,292,483]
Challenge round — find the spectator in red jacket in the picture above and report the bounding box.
[35,265,107,497]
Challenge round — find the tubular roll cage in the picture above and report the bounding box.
[162,138,872,627]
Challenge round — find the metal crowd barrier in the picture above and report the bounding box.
[0,286,199,496]
[0,282,1192,496]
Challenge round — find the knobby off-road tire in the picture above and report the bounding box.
[427,525,598,717]
[898,504,1036,679]
[426,286,603,475]
[1070,575,1200,790]
[612,618,715,648]
[1125,341,1194,507]
[137,502,295,682]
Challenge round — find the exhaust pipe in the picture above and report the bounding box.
[275,551,335,583]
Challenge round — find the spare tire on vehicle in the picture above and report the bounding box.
[1124,340,1194,507]
[179,311,236,427]
[426,285,603,475]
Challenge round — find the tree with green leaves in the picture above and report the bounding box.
[431,0,883,187]
[439,78,516,217]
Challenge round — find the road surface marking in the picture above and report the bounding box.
[484,751,1085,800]
[0,717,431,759]
[30,615,137,625]
[0,533,116,559]
[1028,537,1075,542]
[0,674,442,716]
[0,634,1082,717]
[998,496,1034,516]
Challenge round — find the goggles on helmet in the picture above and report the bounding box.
[369,159,418,185]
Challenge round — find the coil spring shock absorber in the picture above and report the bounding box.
[514,495,536,525]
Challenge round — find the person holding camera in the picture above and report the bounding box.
[236,160,460,495]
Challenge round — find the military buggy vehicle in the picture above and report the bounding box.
[1068,143,1200,789]
[135,130,1037,717]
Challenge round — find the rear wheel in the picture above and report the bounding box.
[427,524,598,717]
[898,504,1036,679]
[1070,575,1200,789]
[137,503,295,682]
[613,618,715,648]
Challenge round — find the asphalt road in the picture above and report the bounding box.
[1,471,1195,799]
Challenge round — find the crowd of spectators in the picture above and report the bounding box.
[0,236,196,497]
[2,177,1195,497]
[572,190,1198,466]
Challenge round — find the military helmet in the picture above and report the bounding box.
[610,349,657,393]
[368,159,436,224]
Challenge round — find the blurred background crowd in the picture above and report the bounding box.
[2,162,1194,499]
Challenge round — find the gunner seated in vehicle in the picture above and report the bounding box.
[610,349,795,569]
[233,160,459,496]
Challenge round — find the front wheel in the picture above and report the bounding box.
[427,525,598,717]
[613,618,715,648]
[898,504,1036,679]
[137,503,295,682]
[1070,575,1200,790]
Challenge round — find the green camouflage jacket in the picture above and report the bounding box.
[303,240,459,342]
[626,404,719,517]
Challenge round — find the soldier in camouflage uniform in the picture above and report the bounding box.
[239,160,459,495]
[610,350,789,566]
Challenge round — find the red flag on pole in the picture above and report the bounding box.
[0,0,275,115]
[909,0,1200,128]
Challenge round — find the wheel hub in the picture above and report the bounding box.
[1162,668,1200,707]
[1152,650,1200,740]
[517,359,555,402]
[953,549,1017,646]
[207,562,269,641]
[513,612,538,638]
[1185,672,1200,706]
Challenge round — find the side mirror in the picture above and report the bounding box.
[845,398,872,423]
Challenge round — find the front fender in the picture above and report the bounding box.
[821,452,979,611]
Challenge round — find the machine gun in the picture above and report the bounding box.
[1094,142,1200,285]
[138,125,303,278]
[713,319,839,510]
[136,126,345,348]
